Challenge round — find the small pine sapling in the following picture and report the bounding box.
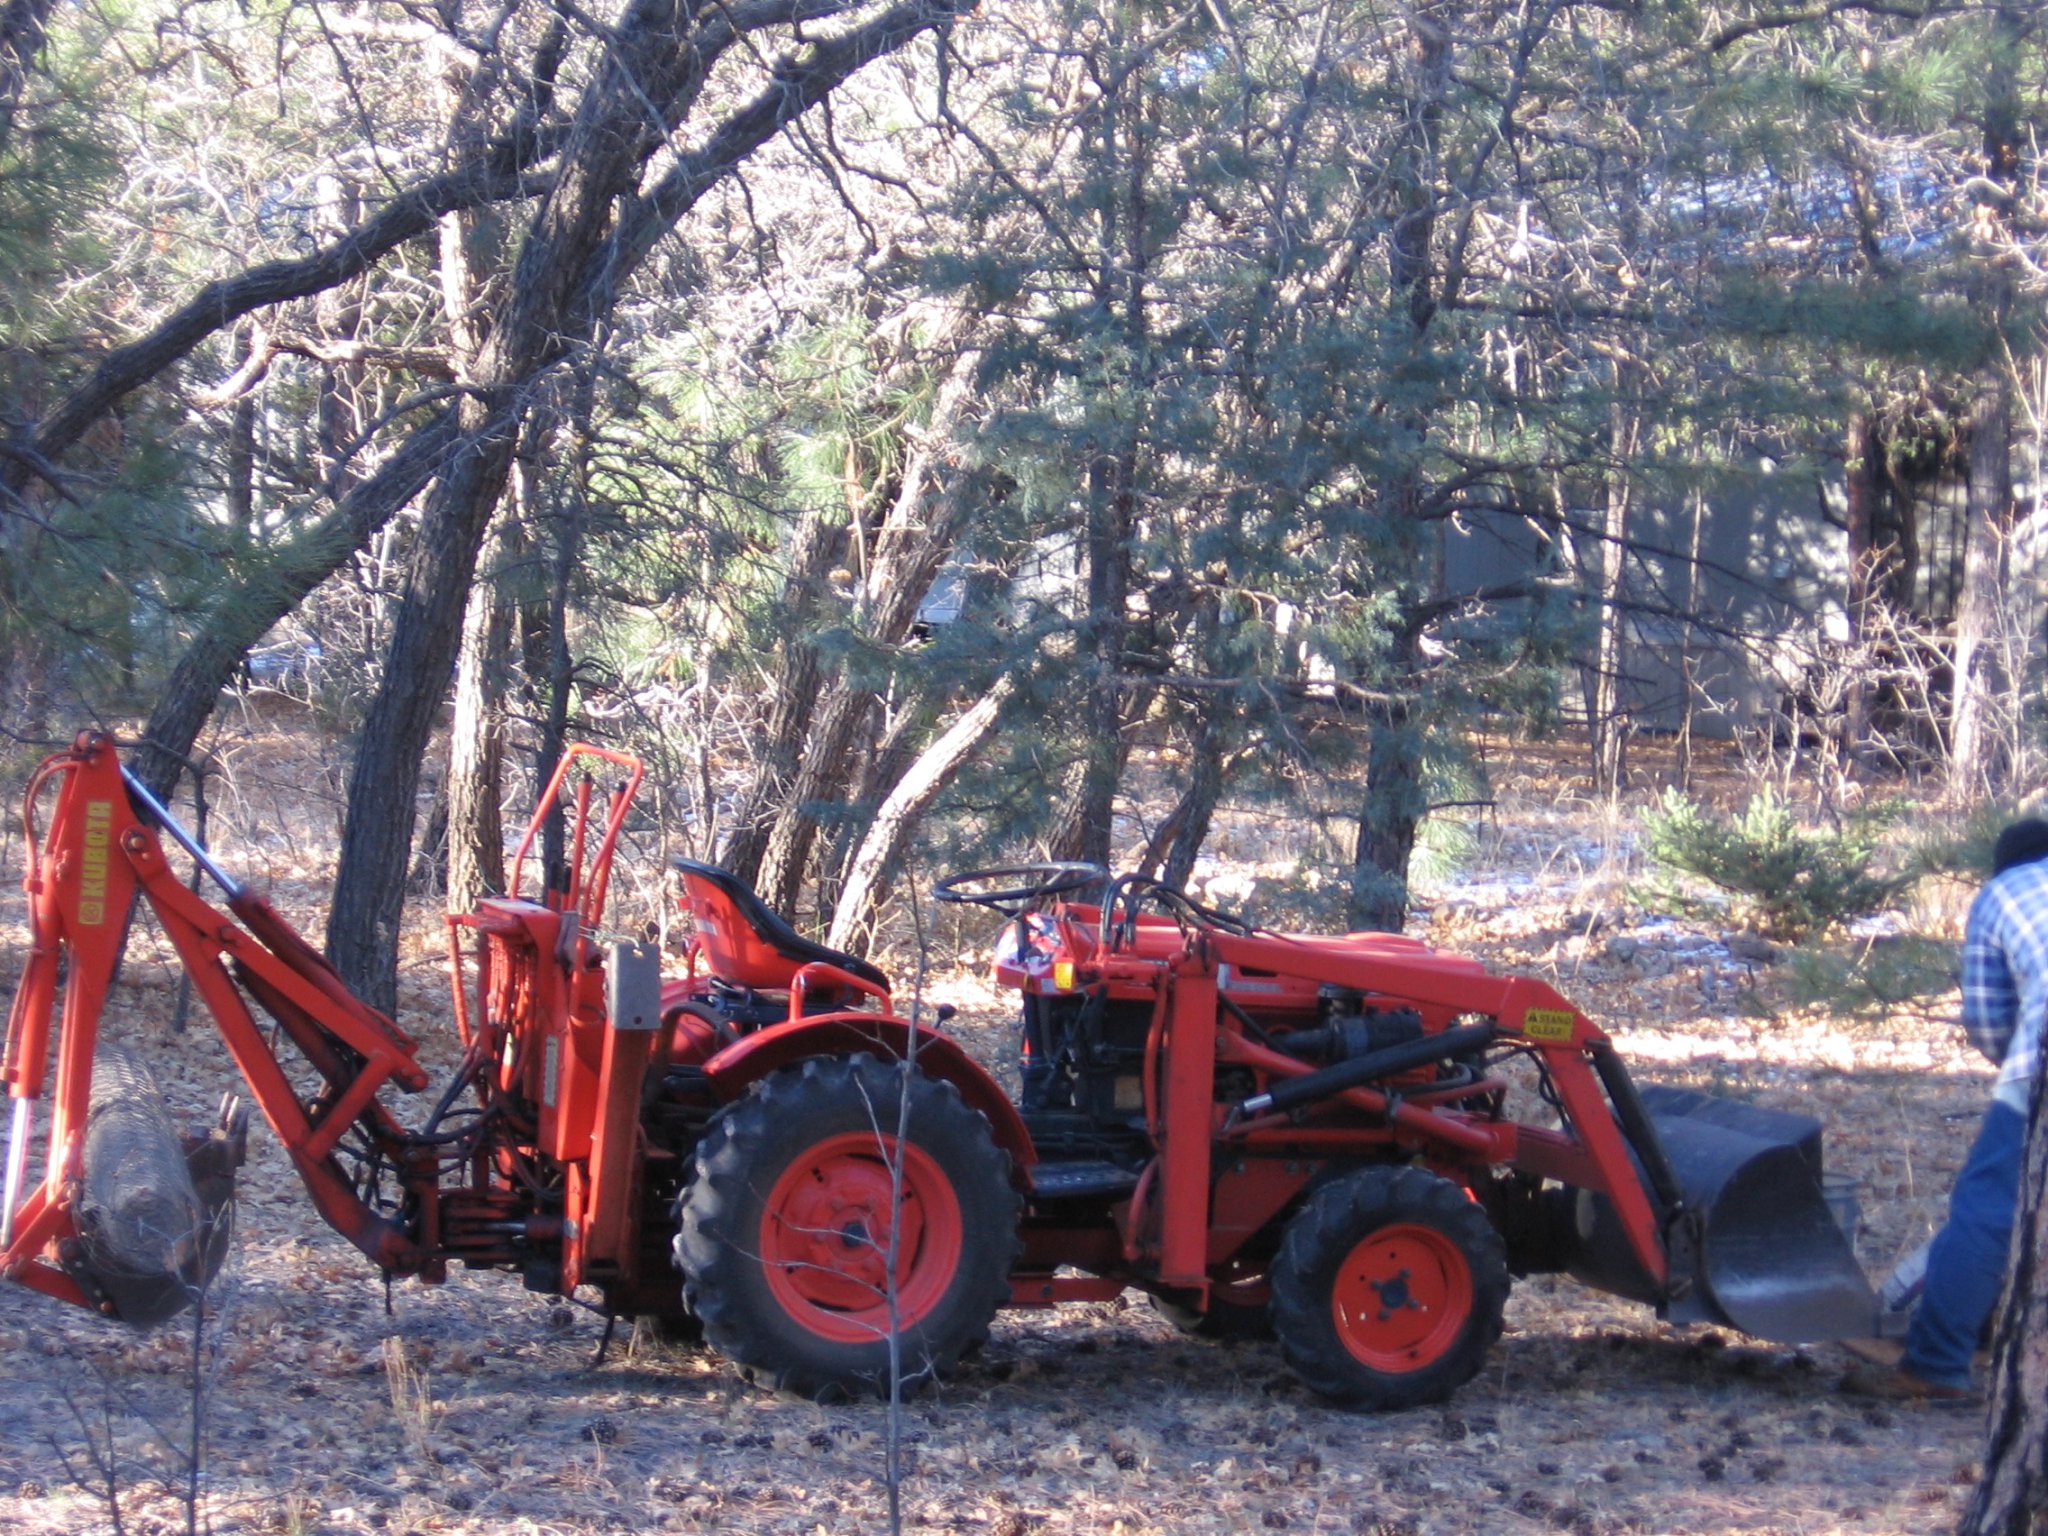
[1638,788,1909,940]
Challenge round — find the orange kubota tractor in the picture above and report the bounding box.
[3,733,1880,1408]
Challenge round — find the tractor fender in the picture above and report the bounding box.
[702,1014,1036,1181]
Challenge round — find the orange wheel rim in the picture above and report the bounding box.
[759,1133,964,1344]
[1329,1222,1472,1371]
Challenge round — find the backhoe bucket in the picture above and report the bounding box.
[61,1045,244,1327]
[1640,1085,1876,1342]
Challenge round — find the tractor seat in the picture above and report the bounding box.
[674,859,891,996]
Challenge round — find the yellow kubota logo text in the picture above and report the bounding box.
[78,800,112,925]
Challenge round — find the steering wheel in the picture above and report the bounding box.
[1099,873,1257,951]
[933,862,1108,915]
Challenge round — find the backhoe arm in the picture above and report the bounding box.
[2,734,432,1316]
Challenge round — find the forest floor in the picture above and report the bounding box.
[0,716,2003,1536]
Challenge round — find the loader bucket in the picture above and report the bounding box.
[61,1045,243,1327]
[1638,1085,1877,1342]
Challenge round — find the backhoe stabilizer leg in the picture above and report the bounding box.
[2,1096,30,1252]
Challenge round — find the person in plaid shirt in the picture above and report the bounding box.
[1852,817,2048,1401]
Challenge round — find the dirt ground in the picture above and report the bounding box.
[0,727,2003,1536]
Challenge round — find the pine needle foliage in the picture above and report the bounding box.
[1639,788,1910,940]
[1768,935,1960,1023]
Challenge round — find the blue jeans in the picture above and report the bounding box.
[1901,1099,2028,1389]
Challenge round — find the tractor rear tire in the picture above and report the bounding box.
[1271,1166,1508,1409]
[674,1055,1019,1400]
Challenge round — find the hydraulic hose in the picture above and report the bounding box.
[1588,1040,1687,1213]
[1239,1021,1497,1119]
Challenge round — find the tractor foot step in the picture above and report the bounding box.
[1029,1160,1141,1200]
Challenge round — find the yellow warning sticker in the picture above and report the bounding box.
[1523,1008,1577,1042]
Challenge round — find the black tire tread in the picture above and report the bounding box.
[1271,1165,1509,1409]
[674,1055,1019,1400]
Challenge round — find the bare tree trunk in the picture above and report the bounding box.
[1951,378,2015,801]
[225,328,258,538]
[720,502,842,884]
[818,690,925,929]
[1134,788,1193,882]
[329,406,520,1008]
[1347,0,1448,935]
[753,342,983,909]
[758,688,876,914]
[1590,394,1639,797]
[1948,0,2021,804]
[439,114,513,913]
[1047,448,1134,869]
[446,515,518,908]
[1049,51,1147,873]
[534,375,596,888]
[1350,688,1424,933]
[1676,487,1706,792]
[0,0,54,154]
[826,673,1016,957]
[1959,1075,2048,1536]
[1843,411,1880,773]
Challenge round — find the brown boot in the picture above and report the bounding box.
[1839,1337,1904,1368]
[1838,1363,1979,1406]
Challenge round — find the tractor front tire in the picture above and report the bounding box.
[674,1055,1019,1400]
[1271,1166,1508,1409]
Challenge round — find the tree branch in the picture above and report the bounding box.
[1,137,564,502]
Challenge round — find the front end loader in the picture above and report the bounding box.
[2,737,1880,1411]
[916,865,1880,1406]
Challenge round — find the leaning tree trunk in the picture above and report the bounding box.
[324,0,973,1007]
[1958,1072,2048,1536]
[752,338,983,912]
[825,673,1016,957]
[1159,716,1225,894]
[757,686,876,915]
[135,412,462,799]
